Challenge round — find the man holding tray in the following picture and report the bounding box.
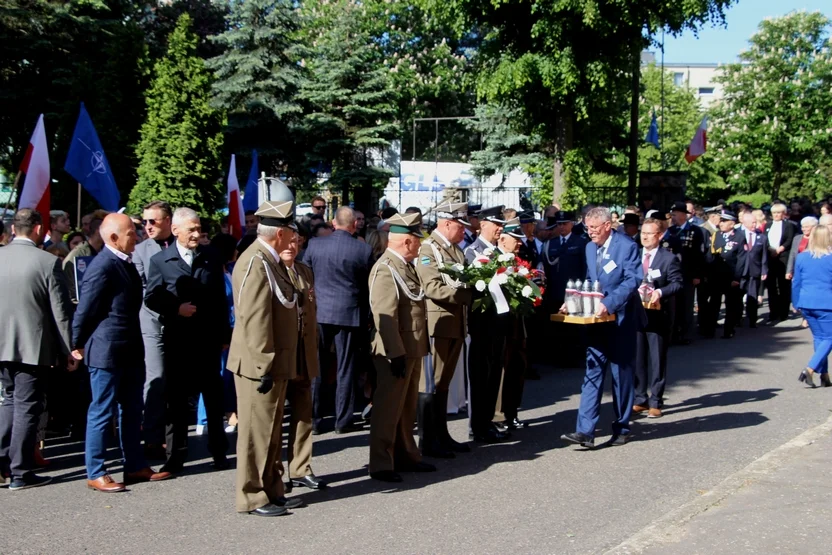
[560,207,646,448]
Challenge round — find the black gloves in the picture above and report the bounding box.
[257,375,274,394]
[390,356,407,378]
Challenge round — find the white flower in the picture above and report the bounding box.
[497,253,515,262]
[451,263,464,272]
[475,280,486,292]
[473,260,482,269]
[483,248,495,256]
[494,273,509,285]
[518,267,529,276]
[521,285,533,298]
[505,266,514,275]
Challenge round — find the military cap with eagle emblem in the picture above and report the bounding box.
[476,205,506,224]
[255,200,297,230]
[433,200,470,226]
[385,212,423,237]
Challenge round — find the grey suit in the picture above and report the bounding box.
[133,237,167,445]
[786,234,805,276]
[0,238,73,479]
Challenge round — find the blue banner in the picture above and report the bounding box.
[645,111,660,149]
[73,256,96,300]
[64,102,120,211]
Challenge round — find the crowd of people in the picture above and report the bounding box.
[1,190,829,518]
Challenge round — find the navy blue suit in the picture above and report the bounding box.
[542,232,588,308]
[667,222,708,341]
[635,247,682,409]
[704,229,747,338]
[145,243,230,470]
[741,228,768,326]
[302,230,374,431]
[576,230,646,440]
[72,247,147,479]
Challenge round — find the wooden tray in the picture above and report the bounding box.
[551,313,616,324]
[642,301,660,310]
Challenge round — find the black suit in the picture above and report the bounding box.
[667,222,707,341]
[740,228,768,326]
[765,220,796,321]
[518,237,541,270]
[542,233,588,308]
[145,243,231,470]
[705,230,747,337]
[635,247,682,408]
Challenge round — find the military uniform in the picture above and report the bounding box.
[415,202,472,457]
[703,211,747,339]
[228,200,301,516]
[368,213,432,481]
[541,211,588,308]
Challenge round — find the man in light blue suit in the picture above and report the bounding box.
[561,207,646,448]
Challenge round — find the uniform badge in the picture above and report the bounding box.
[725,242,734,252]
[420,256,431,265]
[308,286,315,304]
[662,241,670,249]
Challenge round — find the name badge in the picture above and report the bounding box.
[603,260,617,274]
[649,268,662,279]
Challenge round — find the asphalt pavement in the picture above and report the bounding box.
[1,313,829,555]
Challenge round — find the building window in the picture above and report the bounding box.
[673,72,685,86]
[698,87,715,95]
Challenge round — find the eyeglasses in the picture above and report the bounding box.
[312,204,326,210]
[142,219,161,226]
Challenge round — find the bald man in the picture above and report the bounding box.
[72,214,171,492]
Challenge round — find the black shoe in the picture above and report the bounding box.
[503,417,528,431]
[609,434,631,446]
[560,432,595,448]
[311,425,322,436]
[274,496,304,509]
[473,427,511,443]
[249,503,289,517]
[361,404,373,421]
[493,421,509,432]
[443,437,471,453]
[212,457,230,470]
[822,374,832,388]
[721,332,735,339]
[370,470,403,483]
[396,460,437,473]
[334,423,362,435]
[422,444,455,459]
[8,473,52,491]
[291,474,327,490]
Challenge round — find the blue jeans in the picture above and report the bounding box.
[803,309,832,374]
[197,349,235,426]
[86,366,147,479]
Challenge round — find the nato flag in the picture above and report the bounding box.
[645,111,660,149]
[242,149,260,212]
[64,102,120,211]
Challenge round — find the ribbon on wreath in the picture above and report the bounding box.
[487,273,511,314]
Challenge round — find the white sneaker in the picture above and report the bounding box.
[195,425,206,436]
[224,424,237,433]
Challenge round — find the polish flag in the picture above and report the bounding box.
[226,155,245,240]
[18,114,51,230]
[685,117,708,164]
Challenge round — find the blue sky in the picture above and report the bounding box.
[661,0,832,64]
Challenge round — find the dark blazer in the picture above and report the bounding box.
[144,243,231,346]
[765,219,796,261]
[585,230,647,330]
[643,246,683,331]
[742,228,769,279]
[302,229,374,327]
[518,237,541,269]
[709,229,747,283]
[72,247,144,369]
[542,232,588,304]
[667,222,708,281]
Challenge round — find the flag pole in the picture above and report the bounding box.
[660,27,665,170]
[77,183,82,227]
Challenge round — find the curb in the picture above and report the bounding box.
[604,412,832,554]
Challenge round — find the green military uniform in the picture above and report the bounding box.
[285,260,320,482]
[228,200,301,514]
[368,213,431,481]
[414,201,472,456]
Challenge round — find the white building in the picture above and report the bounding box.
[664,63,723,107]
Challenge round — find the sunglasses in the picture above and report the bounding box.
[312,204,326,210]
[142,219,164,226]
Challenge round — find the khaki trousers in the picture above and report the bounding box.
[419,336,464,393]
[369,356,421,473]
[234,374,288,513]
[286,374,314,479]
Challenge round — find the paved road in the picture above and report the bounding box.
[1,314,828,555]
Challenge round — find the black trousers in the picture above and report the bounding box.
[163,349,228,470]
[696,280,712,334]
[0,362,46,479]
[675,280,697,341]
[635,329,668,408]
[468,311,507,436]
[500,317,527,421]
[767,256,791,321]
[707,282,743,336]
[744,276,763,326]
[312,324,359,431]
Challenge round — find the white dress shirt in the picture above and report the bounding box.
[642,246,661,297]
[105,244,131,263]
[768,220,783,249]
[176,241,195,267]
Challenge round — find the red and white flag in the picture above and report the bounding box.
[685,116,708,164]
[18,114,51,229]
[226,155,245,240]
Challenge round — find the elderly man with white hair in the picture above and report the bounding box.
[145,207,231,474]
[786,216,819,280]
[765,203,796,322]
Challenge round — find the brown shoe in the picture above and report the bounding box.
[87,475,126,493]
[124,467,173,485]
[632,404,649,414]
[647,408,663,418]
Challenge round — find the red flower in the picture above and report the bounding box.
[539,287,545,296]
[516,258,531,270]
[533,297,542,307]
[496,266,507,274]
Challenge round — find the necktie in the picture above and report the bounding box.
[643,252,651,274]
[183,249,193,267]
[561,236,566,246]
[596,246,605,274]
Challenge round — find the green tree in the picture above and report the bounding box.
[419,0,735,203]
[295,0,399,203]
[207,0,302,174]
[711,11,832,201]
[128,13,225,215]
[140,0,228,60]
